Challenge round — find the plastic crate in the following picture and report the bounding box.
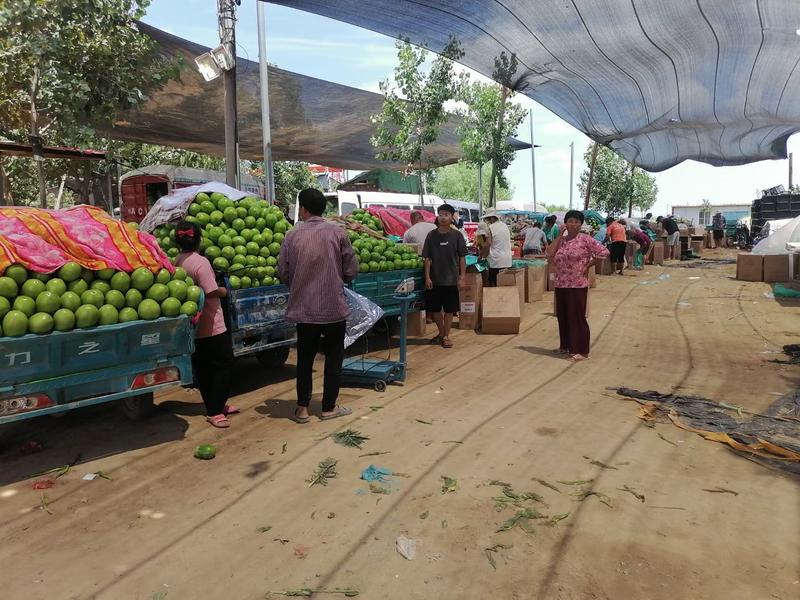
[349,269,424,316]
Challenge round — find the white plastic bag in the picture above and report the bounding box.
[344,288,384,348]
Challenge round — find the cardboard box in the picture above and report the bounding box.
[763,254,791,283]
[690,240,703,256]
[497,267,525,308]
[596,258,615,275]
[625,241,638,266]
[794,254,800,280]
[407,310,427,337]
[525,262,546,302]
[481,287,520,334]
[652,243,664,265]
[553,289,591,317]
[547,267,557,291]
[736,253,763,281]
[458,272,483,330]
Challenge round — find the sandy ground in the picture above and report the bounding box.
[0,249,798,600]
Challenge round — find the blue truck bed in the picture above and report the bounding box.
[0,316,195,424]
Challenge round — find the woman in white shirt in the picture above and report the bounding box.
[480,208,513,286]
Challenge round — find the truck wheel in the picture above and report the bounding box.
[119,392,156,421]
[256,346,291,369]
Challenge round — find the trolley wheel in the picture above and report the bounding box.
[256,346,291,369]
[374,380,387,392]
[119,392,156,421]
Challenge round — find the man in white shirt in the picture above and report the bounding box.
[403,210,437,245]
[480,208,513,286]
[522,221,547,256]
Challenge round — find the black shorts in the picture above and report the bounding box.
[425,285,460,314]
[610,241,627,263]
[713,229,724,240]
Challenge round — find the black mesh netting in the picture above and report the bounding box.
[269,0,800,172]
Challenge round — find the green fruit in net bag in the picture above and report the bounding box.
[75,304,99,328]
[5,264,28,286]
[53,308,75,332]
[137,299,161,320]
[2,310,28,337]
[29,312,54,334]
[131,267,154,291]
[57,262,82,282]
[119,307,139,323]
[98,304,119,325]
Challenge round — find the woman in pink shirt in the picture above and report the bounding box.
[547,210,610,362]
[175,221,236,428]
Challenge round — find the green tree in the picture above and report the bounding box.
[578,146,657,215]
[371,38,464,204]
[431,162,513,202]
[250,161,318,207]
[0,0,178,206]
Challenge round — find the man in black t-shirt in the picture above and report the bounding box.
[658,215,680,259]
[422,203,467,349]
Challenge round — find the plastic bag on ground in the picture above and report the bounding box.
[344,288,384,348]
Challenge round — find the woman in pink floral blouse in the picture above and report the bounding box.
[546,210,610,362]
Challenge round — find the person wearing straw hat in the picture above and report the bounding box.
[480,208,513,286]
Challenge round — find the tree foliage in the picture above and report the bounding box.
[371,38,464,179]
[578,145,658,215]
[0,0,179,205]
[430,162,513,203]
[249,161,318,207]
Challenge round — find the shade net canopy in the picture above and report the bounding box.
[266,0,800,172]
[99,23,528,170]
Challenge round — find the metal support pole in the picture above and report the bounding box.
[789,152,794,190]
[529,109,537,212]
[219,0,239,189]
[257,1,276,203]
[568,141,574,209]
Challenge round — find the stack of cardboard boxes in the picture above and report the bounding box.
[736,253,797,283]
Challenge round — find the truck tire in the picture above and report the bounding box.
[256,346,291,369]
[119,392,156,421]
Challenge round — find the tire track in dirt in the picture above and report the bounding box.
[88,287,646,598]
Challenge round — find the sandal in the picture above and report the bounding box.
[206,414,230,428]
[569,354,589,362]
[292,407,311,424]
[320,405,353,421]
[441,337,454,349]
[222,405,240,416]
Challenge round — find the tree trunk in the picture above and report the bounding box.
[82,161,92,204]
[583,142,599,210]
[488,85,509,208]
[627,163,636,217]
[0,158,6,206]
[30,66,47,208]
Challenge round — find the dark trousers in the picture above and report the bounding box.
[487,267,503,287]
[555,287,590,356]
[192,331,234,417]
[296,321,346,412]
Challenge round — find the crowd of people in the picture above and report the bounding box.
[181,191,731,428]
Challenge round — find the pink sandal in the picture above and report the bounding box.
[207,414,230,428]
[222,405,239,416]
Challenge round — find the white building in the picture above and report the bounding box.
[671,202,751,226]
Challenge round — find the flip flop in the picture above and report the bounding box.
[320,405,353,421]
[222,405,240,416]
[292,407,310,424]
[569,354,590,362]
[206,414,230,428]
[441,337,454,348]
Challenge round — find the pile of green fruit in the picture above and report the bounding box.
[0,262,201,338]
[347,208,383,232]
[349,233,423,273]
[153,192,289,290]
[586,215,604,231]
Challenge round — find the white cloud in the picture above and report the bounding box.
[538,120,578,137]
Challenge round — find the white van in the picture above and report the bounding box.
[293,191,480,224]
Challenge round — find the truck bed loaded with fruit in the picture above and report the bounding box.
[0,206,198,424]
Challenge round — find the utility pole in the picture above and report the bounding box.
[583,142,599,210]
[218,0,239,189]
[568,141,574,209]
[256,1,275,203]
[529,109,537,212]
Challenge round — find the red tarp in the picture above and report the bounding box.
[367,206,435,237]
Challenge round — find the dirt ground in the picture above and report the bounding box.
[1,249,798,600]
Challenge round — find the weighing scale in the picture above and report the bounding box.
[341,278,415,392]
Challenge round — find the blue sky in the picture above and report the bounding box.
[143,0,799,215]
